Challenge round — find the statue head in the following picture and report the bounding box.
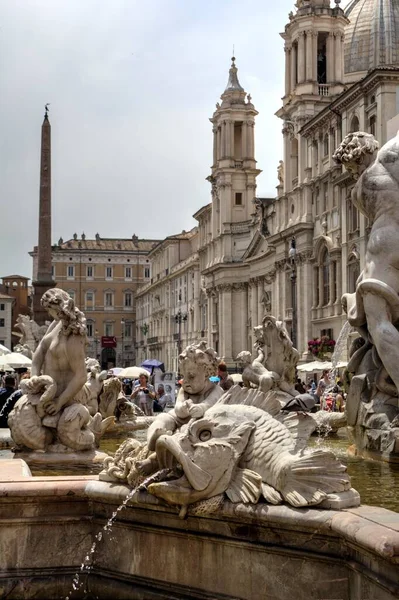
[41,288,86,337]
[236,351,252,366]
[179,341,220,395]
[333,132,379,179]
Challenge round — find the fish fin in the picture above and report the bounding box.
[63,404,83,422]
[277,412,316,451]
[226,468,262,504]
[279,449,351,507]
[218,386,282,417]
[261,483,283,505]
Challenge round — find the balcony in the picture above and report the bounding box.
[147,336,159,345]
[318,84,329,97]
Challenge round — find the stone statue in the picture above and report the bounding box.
[101,328,359,515]
[146,341,223,452]
[13,314,50,358]
[333,132,399,459]
[277,160,284,185]
[8,289,112,457]
[236,350,280,393]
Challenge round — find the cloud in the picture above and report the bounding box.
[0,0,294,278]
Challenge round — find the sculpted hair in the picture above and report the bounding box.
[179,340,220,379]
[333,132,379,172]
[41,288,87,337]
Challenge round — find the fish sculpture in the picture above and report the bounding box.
[147,404,352,510]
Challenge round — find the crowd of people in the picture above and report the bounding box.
[295,369,346,413]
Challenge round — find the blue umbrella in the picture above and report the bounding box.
[141,359,165,373]
[209,376,220,383]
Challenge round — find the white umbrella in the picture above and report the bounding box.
[231,373,243,383]
[0,352,32,369]
[0,344,11,355]
[118,366,151,379]
[297,361,332,373]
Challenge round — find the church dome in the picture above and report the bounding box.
[344,0,399,75]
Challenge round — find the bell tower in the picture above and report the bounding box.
[208,57,261,257]
[276,0,348,193]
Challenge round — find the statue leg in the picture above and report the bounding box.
[363,293,399,397]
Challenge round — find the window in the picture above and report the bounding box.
[87,266,93,278]
[105,292,113,307]
[348,200,359,232]
[235,192,243,205]
[369,115,376,136]
[144,267,150,279]
[51,265,55,278]
[323,133,329,157]
[321,328,333,340]
[124,321,132,338]
[322,182,328,212]
[85,291,94,310]
[125,266,132,279]
[124,292,132,307]
[67,265,75,278]
[322,249,330,306]
[350,115,360,133]
[0,304,4,311]
[104,322,114,336]
[86,321,94,337]
[0,319,4,327]
[105,266,113,279]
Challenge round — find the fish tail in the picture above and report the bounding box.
[278,450,351,507]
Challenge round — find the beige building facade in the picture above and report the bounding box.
[135,229,200,373]
[0,292,14,351]
[30,234,160,368]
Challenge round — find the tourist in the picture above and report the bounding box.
[217,362,234,391]
[0,375,17,428]
[316,370,330,403]
[131,373,156,416]
[156,384,173,411]
[295,377,306,394]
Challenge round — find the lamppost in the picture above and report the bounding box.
[94,329,99,361]
[140,322,149,361]
[120,319,125,367]
[174,307,187,356]
[289,236,297,350]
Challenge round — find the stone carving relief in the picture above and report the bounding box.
[101,322,359,515]
[13,314,50,358]
[8,289,113,456]
[333,132,399,459]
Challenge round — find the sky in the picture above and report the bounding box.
[0,0,352,279]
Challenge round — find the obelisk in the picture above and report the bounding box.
[32,105,55,324]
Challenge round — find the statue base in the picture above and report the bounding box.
[13,449,108,469]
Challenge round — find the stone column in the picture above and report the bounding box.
[335,258,342,316]
[230,121,235,159]
[248,122,255,159]
[302,261,313,355]
[250,280,258,330]
[242,122,248,159]
[257,278,264,326]
[217,126,221,160]
[297,32,306,84]
[221,121,226,158]
[312,266,319,308]
[326,32,334,83]
[329,260,335,307]
[240,284,248,352]
[285,46,291,95]
[221,286,233,362]
[207,291,214,347]
[290,42,297,90]
[212,126,217,165]
[313,32,318,89]
[305,31,313,81]
[225,120,231,157]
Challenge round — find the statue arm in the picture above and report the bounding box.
[147,411,178,451]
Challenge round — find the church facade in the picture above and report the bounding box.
[136,0,399,369]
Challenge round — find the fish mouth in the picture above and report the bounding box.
[154,435,212,492]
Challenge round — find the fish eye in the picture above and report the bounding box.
[198,429,212,442]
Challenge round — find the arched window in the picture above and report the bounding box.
[323,133,329,157]
[350,115,360,133]
[347,250,360,294]
[322,248,330,305]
